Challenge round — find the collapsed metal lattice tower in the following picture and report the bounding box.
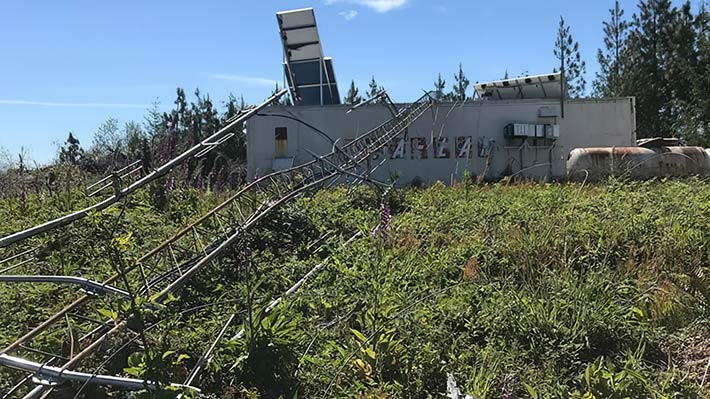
[0,92,434,397]
[0,89,288,249]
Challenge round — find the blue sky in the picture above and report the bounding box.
[0,0,702,164]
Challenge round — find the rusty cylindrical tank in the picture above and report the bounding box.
[567,146,710,181]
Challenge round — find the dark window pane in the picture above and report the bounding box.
[275,127,288,140]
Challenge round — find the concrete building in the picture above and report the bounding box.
[246,8,637,185]
[246,97,636,184]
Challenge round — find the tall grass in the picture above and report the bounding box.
[1,178,709,397]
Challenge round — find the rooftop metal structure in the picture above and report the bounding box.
[474,72,563,100]
[277,8,340,106]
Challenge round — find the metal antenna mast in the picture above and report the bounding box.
[0,89,288,249]
[0,92,434,397]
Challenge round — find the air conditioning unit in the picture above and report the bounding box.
[505,123,559,140]
[535,125,545,138]
[545,124,560,139]
[504,123,530,138]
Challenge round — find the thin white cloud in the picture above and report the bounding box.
[204,73,277,87]
[325,0,409,13]
[0,99,149,108]
[339,9,359,20]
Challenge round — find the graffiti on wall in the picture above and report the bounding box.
[345,138,383,160]
[477,137,494,157]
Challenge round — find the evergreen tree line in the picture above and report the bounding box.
[594,0,710,143]
[53,88,253,191]
[2,0,709,194]
[343,64,472,105]
[558,0,710,143]
[0,81,290,200]
[346,0,710,144]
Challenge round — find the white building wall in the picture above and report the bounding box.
[246,97,636,184]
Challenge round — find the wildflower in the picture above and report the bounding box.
[372,198,391,241]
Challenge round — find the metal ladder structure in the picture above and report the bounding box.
[0,92,434,397]
[0,89,288,249]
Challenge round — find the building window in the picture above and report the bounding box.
[275,127,288,141]
[275,127,288,157]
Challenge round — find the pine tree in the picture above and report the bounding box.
[190,89,220,185]
[593,1,629,97]
[554,16,587,98]
[92,118,124,162]
[222,93,248,164]
[140,138,153,172]
[368,76,381,98]
[344,80,363,104]
[695,2,710,124]
[367,76,386,103]
[224,93,240,122]
[449,63,470,102]
[124,121,145,160]
[433,73,446,100]
[0,146,11,172]
[621,0,675,137]
[59,132,83,165]
[665,2,698,107]
[143,100,164,139]
[672,1,709,145]
[174,88,188,135]
[195,89,219,144]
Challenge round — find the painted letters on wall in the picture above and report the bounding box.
[456,136,473,159]
[411,137,428,159]
[434,137,451,159]
[343,136,474,160]
[388,138,406,159]
[477,137,494,158]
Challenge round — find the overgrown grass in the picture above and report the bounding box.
[291,179,710,398]
[1,178,709,398]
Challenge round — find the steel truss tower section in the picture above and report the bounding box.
[0,89,287,249]
[0,92,434,397]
